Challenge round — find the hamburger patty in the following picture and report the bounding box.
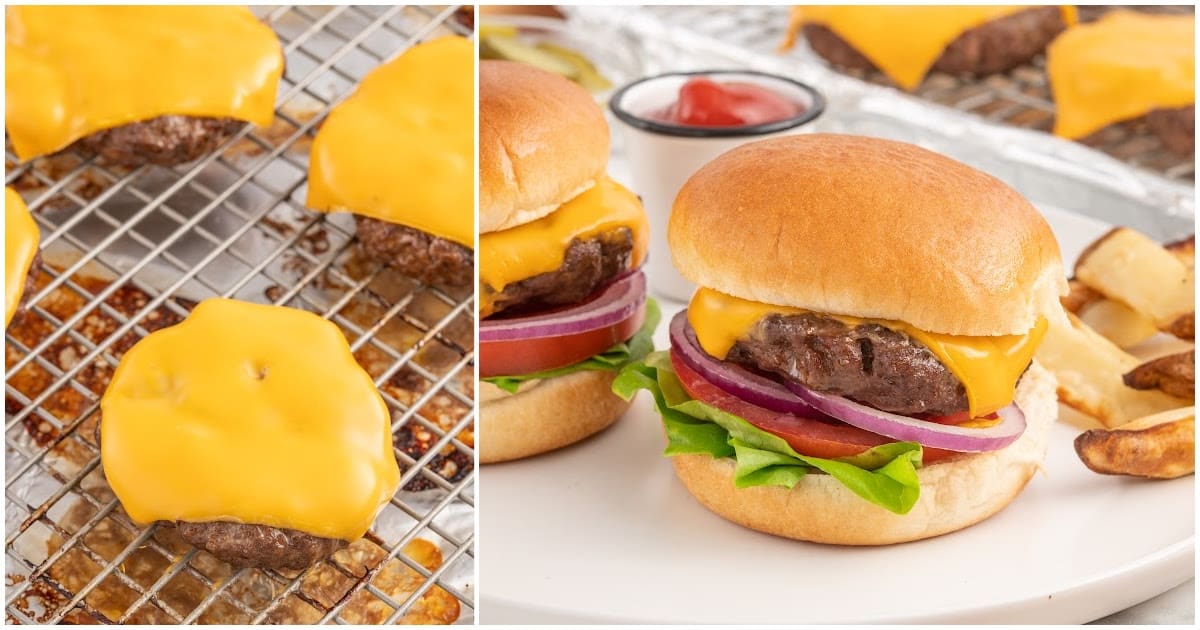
[176,521,346,570]
[726,313,969,416]
[355,216,474,286]
[804,6,1067,79]
[1146,105,1195,156]
[483,227,633,317]
[74,115,243,167]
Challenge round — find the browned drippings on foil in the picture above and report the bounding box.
[9,500,458,624]
[7,267,469,624]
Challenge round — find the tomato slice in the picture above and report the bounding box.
[480,301,646,378]
[669,350,955,464]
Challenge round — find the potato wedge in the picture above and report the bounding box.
[1074,406,1195,479]
[1061,279,1101,313]
[1077,298,1160,349]
[1036,311,1187,427]
[1075,228,1195,340]
[1124,350,1195,399]
[1165,234,1195,269]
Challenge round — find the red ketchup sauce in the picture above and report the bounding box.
[646,77,804,127]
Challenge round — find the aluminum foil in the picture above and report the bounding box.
[568,5,1195,241]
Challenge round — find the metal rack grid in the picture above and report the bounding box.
[5,5,474,624]
[645,4,1195,182]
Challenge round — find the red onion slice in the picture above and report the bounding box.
[667,310,825,418]
[785,380,1026,452]
[481,272,647,341]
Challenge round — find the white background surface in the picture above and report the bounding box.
[478,206,1195,624]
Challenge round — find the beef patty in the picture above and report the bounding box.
[481,227,634,318]
[176,521,345,570]
[355,216,474,287]
[74,115,243,167]
[1146,105,1195,156]
[804,6,1068,81]
[726,313,970,416]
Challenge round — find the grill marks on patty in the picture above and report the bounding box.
[482,227,634,317]
[726,313,970,416]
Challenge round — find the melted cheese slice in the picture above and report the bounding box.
[5,188,40,327]
[5,6,283,161]
[308,36,474,247]
[479,176,649,314]
[789,6,1078,90]
[100,298,400,542]
[687,288,1047,417]
[1048,12,1195,139]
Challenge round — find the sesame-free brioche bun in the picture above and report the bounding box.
[669,134,1068,336]
[479,60,610,234]
[479,370,630,464]
[672,361,1057,545]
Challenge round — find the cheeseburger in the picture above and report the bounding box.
[615,134,1066,545]
[478,61,657,464]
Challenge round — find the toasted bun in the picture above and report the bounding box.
[479,370,630,464]
[671,361,1057,545]
[479,60,609,234]
[669,134,1068,336]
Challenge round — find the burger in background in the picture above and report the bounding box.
[478,60,658,464]
[616,134,1066,545]
[783,5,1076,90]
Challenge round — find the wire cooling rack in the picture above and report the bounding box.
[5,5,474,624]
[643,4,1194,182]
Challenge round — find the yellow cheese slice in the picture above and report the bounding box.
[100,298,400,542]
[5,188,40,327]
[5,6,283,161]
[1047,11,1195,139]
[307,36,474,247]
[478,177,648,316]
[687,288,1047,417]
[789,5,1077,90]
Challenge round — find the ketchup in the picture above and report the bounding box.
[647,77,804,127]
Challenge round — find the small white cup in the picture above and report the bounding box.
[610,70,825,302]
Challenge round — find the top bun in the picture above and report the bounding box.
[669,134,1067,336]
[479,60,609,234]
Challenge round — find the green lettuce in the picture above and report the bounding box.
[483,298,661,394]
[612,351,923,515]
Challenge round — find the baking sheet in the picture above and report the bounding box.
[5,5,474,624]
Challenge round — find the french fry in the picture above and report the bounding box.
[1124,350,1195,399]
[1075,228,1195,340]
[1036,311,1187,427]
[1074,406,1195,479]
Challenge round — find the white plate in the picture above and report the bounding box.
[478,206,1195,624]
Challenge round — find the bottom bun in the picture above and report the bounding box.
[479,370,630,464]
[671,361,1058,545]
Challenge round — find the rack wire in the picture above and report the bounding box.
[645,4,1194,182]
[5,5,474,624]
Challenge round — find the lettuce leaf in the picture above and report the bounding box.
[483,298,661,393]
[613,351,923,515]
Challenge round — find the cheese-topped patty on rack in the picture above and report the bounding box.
[308,35,474,286]
[5,6,283,166]
[100,298,400,569]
